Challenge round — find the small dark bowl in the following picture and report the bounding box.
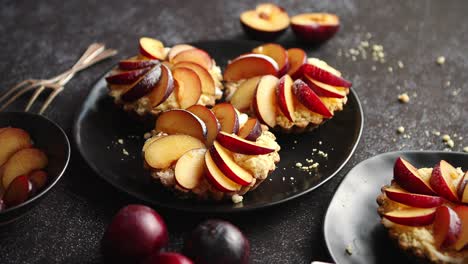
[0,112,70,225]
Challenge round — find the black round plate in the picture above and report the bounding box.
[73,40,363,212]
[324,151,468,264]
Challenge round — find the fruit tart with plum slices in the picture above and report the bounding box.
[105,37,223,117]
[141,103,280,203]
[377,157,468,263]
[224,42,352,133]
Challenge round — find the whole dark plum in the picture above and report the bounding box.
[141,252,193,264]
[183,219,249,264]
[101,205,168,263]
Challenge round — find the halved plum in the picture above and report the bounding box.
[240,3,290,41]
[290,13,340,44]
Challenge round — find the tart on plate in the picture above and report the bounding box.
[142,103,280,203]
[223,43,352,133]
[377,157,468,263]
[105,37,223,117]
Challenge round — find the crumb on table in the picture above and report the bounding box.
[345,244,353,255]
[398,93,410,103]
[436,56,446,65]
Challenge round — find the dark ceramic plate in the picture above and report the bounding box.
[324,151,468,264]
[0,112,70,224]
[73,40,363,212]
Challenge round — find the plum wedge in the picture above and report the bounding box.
[155,110,207,142]
[144,135,205,169]
[216,132,275,155]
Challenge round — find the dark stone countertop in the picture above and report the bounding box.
[0,0,466,263]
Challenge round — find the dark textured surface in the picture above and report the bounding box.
[0,1,467,263]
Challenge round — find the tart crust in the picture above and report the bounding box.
[143,127,280,203]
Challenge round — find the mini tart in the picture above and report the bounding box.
[141,104,280,203]
[377,166,468,264]
[106,38,223,117]
[224,52,350,133]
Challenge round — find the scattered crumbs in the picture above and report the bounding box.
[463,146,468,153]
[318,150,328,158]
[446,80,451,87]
[397,60,404,68]
[318,141,323,145]
[282,177,285,181]
[424,130,430,137]
[436,56,446,65]
[306,158,314,163]
[398,93,410,103]
[312,148,317,152]
[392,138,396,142]
[366,32,372,39]
[122,148,129,156]
[446,139,455,148]
[283,167,286,170]
[293,140,297,144]
[292,146,295,150]
[388,66,393,73]
[452,89,461,96]
[432,130,441,136]
[371,65,376,71]
[269,178,273,181]
[442,134,451,142]
[396,85,401,90]
[311,163,319,169]
[295,162,303,167]
[231,194,243,204]
[397,126,405,134]
[117,139,124,144]
[345,244,353,255]
[106,146,110,149]
[290,177,294,181]
[143,132,152,139]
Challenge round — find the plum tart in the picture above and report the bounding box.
[142,103,280,203]
[105,37,223,116]
[377,157,468,263]
[223,43,351,133]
